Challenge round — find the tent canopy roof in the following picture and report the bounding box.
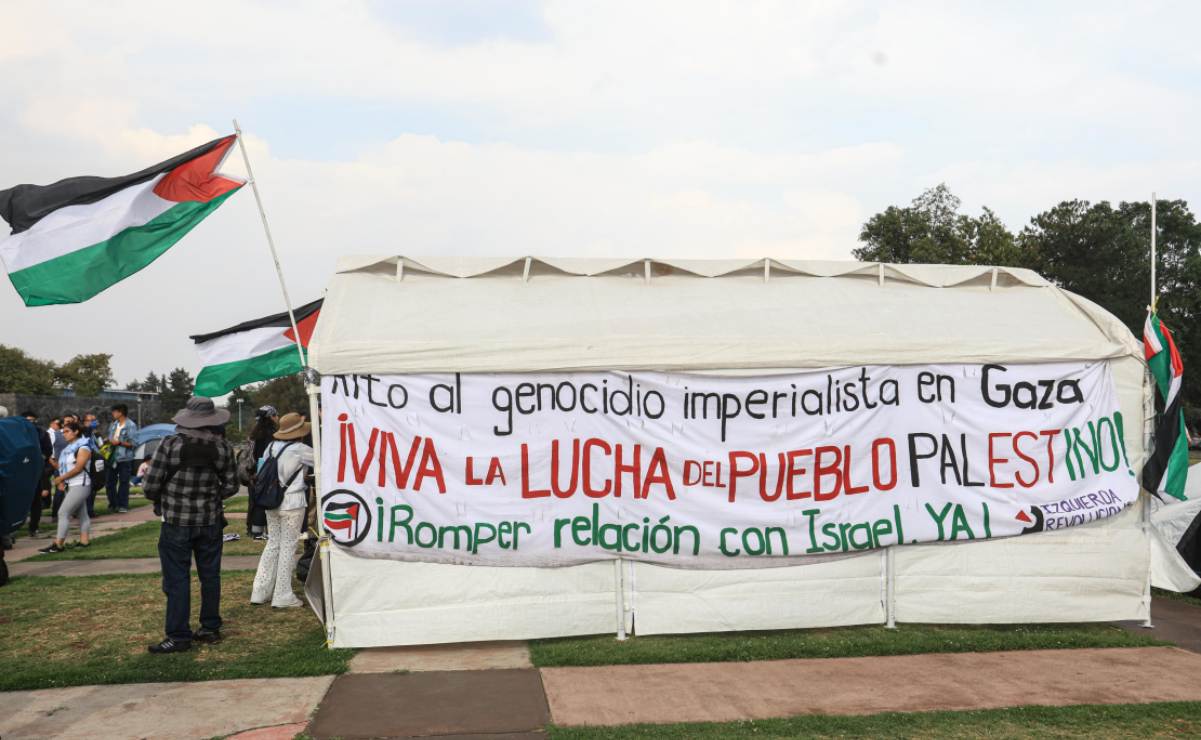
[309,256,1141,374]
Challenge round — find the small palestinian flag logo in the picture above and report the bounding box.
[1016,506,1045,535]
[321,489,371,547]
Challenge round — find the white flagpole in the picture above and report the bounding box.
[231,120,336,642]
[231,119,307,373]
[1151,192,1157,309]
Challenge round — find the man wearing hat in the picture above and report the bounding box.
[250,412,313,608]
[142,397,239,654]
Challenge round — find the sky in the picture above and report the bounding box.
[2,0,1200,387]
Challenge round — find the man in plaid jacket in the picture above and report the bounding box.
[143,397,239,654]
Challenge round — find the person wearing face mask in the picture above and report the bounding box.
[38,420,93,554]
[81,412,106,517]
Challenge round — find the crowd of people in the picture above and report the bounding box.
[12,397,317,655]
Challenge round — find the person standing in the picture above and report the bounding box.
[246,406,278,540]
[38,420,93,554]
[143,397,238,654]
[47,417,63,454]
[250,413,312,608]
[50,413,76,520]
[21,411,52,538]
[106,404,138,513]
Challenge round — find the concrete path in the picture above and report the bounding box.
[1119,597,1201,653]
[0,676,333,740]
[541,646,1201,727]
[5,505,157,563]
[8,555,262,577]
[349,640,532,673]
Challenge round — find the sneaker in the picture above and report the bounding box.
[116,508,129,513]
[253,534,268,541]
[38,543,65,554]
[193,627,222,644]
[272,598,304,609]
[148,638,191,654]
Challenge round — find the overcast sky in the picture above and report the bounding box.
[3,1,1200,386]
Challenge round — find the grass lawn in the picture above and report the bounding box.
[92,492,153,517]
[529,623,1167,668]
[26,520,272,560]
[224,495,250,513]
[0,571,351,692]
[547,701,1201,739]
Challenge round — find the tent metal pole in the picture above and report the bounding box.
[1142,192,1158,629]
[307,375,337,643]
[231,119,307,373]
[614,557,627,640]
[885,546,897,629]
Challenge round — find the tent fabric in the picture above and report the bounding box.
[310,256,1152,647]
[309,257,1139,375]
[1149,463,1201,592]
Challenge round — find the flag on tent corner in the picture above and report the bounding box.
[0,135,244,306]
[190,299,322,397]
[1143,311,1189,501]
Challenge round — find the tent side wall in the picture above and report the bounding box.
[312,257,1150,648]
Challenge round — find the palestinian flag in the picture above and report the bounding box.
[324,501,359,532]
[1143,311,1189,501]
[191,299,322,397]
[0,135,244,306]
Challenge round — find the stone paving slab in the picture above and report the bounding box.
[541,646,1201,726]
[9,555,261,577]
[0,675,333,740]
[1118,597,1201,653]
[350,641,532,673]
[309,670,549,739]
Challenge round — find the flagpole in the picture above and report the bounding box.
[232,119,336,643]
[1151,192,1157,310]
[1143,191,1157,629]
[231,119,307,373]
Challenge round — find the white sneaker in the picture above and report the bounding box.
[272,599,304,609]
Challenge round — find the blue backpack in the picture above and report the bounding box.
[250,441,301,510]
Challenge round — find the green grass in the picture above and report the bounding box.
[0,571,353,692]
[26,520,271,560]
[529,623,1167,667]
[92,493,153,517]
[223,495,250,513]
[1153,587,1201,608]
[547,701,1201,739]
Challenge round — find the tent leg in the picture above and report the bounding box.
[1141,491,1154,629]
[614,557,627,641]
[885,546,897,629]
[307,374,337,644]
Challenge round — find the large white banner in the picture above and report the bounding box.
[319,363,1139,567]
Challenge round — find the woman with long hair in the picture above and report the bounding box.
[39,420,93,553]
[251,413,312,607]
[246,406,278,540]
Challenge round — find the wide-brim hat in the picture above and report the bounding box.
[172,396,231,429]
[274,412,312,440]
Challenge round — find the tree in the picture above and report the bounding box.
[160,368,196,412]
[854,184,1020,265]
[249,376,308,418]
[1019,198,1201,413]
[0,345,57,394]
[54,353,114,396]
[127,371,166,394]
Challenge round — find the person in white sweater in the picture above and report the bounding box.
[250,413,313,608]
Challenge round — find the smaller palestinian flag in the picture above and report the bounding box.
[1143,311,1189,501]
[0,135,244,306]
[191,299,322,397]
[324,501,360,533]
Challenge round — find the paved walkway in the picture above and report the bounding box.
[9,555,262,577]
[5,505,157,563]
[0,676,332,740]
[1118,597,1201,653]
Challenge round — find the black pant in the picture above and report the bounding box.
[106,460,132,510]
[51,489,64,517]
[29,490,46,535]
[158,522,224,643]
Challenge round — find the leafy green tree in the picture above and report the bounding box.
[54,353,114,396]
[160,368,196,413]
[854,184,1020,265]
[1019,198,1201,412]
[249,376,309,418]
[0,345,58,394]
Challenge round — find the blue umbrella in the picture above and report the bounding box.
[133,424,176,446]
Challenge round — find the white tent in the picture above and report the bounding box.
[307,256,1153,648]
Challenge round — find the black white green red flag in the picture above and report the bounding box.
[191,299,322,397]
[0,136,244,306]
[1143,311,1189,500]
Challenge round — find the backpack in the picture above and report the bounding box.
[250,441,302,511]
[86,439,107,489]
[235,442,258,487]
